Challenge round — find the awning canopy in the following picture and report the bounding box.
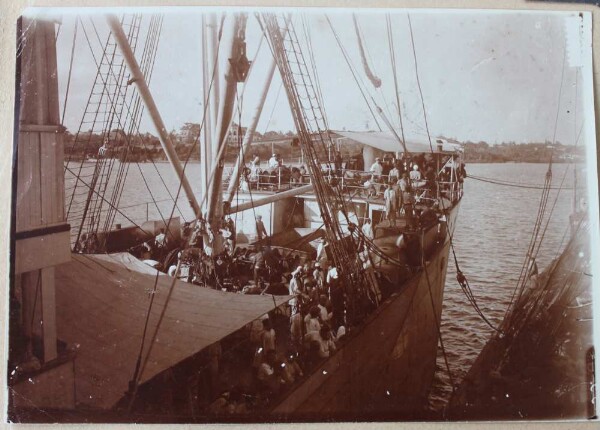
[55,253,292,410]
[332,130,462,154]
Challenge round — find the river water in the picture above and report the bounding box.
[65,161,582,413]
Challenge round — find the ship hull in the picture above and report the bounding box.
[270,202,460,420]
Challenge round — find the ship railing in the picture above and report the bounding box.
[224,165,464,205]
[437,180,463,203]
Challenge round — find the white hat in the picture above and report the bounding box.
[413,164,419,170]
[220,229,232,239]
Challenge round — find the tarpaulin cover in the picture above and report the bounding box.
[334,130,462,153]
[55,253,291,409]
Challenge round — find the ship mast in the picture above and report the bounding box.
[200,14,214,213]
[205,13,249,231]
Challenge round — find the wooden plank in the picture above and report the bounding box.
[55,131,65,220]
[29,133,42,228]
[14,230,71,274]
[19,124,62,133]
[40,133,52,225]
[39,132,62,225]
[44,20,60,125]
[41,266,58,362]
[15,132,29,232]
[34,19,48,125]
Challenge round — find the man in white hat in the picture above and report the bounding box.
[410,163,422,181]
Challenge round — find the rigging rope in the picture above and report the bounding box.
[128,14,226,406]
[406,10,501,334]
[61,18,78,126]
[70,15,188,250]
[501,43,568,328]
[325,15,382,131]
[467,173,579,190]
[65,165,155,238]
[260,13,376,323]
[407,14,434,154]
[128,269,160,411]
[386,14,407,144]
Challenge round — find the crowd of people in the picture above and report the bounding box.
[191,239,352,415]
[235,151,466,205]
[214,248,349,410]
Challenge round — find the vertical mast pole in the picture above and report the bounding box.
[208,13,221,159]
[206,13,248,230]
[200,14,213,213]
[225,22,287,203]
[107,14,201,218]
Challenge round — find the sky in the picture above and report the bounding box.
[47,7,587,145]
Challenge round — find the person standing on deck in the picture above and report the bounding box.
[361,218,374,241]
[268,153,279,170]
[313,262,324,290]
[255,215,268,241]
[334,152,343,177]
[425,166,437,197]
[155,228,167,249]
[316,237,328,264]
[252,151,260,167]
[388,162,401,183]
[369,157,383,179]
[225,216,236,250]
[402,180,415,229]
[410,164,422,184]
[384,184,398,226]
[289,266,304,315]
[253,248,265,285]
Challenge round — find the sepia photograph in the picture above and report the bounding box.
[5,5,599,424]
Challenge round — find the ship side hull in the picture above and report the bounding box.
[271,203,459,420]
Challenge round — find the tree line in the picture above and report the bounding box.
[63,125,585,165]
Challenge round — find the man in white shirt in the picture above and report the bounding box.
[388,164,401,182]
[384,184,398,226]
[155,228,167,249]
[268,153,279,170]
[361,218,374,240]
[316,238,328,263]
[369,158,383,177]
[410,164,422,181]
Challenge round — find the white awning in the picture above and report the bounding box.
[333,130,462,153]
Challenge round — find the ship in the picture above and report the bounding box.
[8,11,464,422]
[446,132,594,418]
